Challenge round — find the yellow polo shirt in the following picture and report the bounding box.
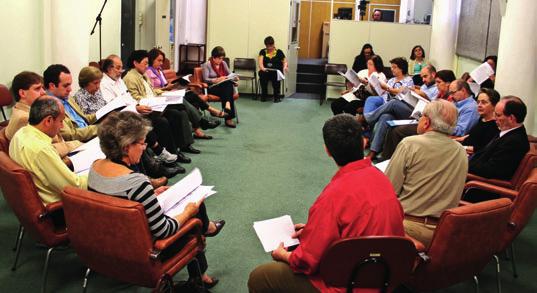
[9,125,88,205]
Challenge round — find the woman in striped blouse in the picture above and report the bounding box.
[88,111,223,288]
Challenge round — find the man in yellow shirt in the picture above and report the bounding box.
[9,96,87,205]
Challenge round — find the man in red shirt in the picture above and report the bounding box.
[248,114,405,293]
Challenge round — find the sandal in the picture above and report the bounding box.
[194,134,213,140]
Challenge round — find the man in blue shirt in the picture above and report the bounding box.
[44,64,97,142]
[366,65,439,159]
[449,79,480,136]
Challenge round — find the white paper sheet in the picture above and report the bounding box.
[410,99,429,119]
[468,82,481,96]
[338,69,361,87]
[69,138,105,174]
[253,215,300,252]
[341,91,359,102]
[276,69,285,81]
[375,159,391,173]
[160,89,186,105]
[470,62,495,85]
[96,98,128,120]
[368,74,384,96]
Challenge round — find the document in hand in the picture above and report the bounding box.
[410,99,429,119]
[253,215,300,252]
[468,82,481,96]
[171,74,192,86]
[156,168,217,218]
[265,68,285,81]
[397,88,428,109]
[69,137,106,174]
[470,62,495,85]
[338,69,361,87]
[95,98,128,121]
[368,74,384,96]
[209,73,239,88]
[374,159,391,173]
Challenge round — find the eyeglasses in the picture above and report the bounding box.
[135,141,147,148]
[448,89,460,95]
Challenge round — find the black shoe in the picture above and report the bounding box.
[182,145,201,154]
[260,96,267,102]
[176,152,192,163]
[161,164,186,178]
[274,97,282,103]
[200,118,220,130]
[205,220,225,237]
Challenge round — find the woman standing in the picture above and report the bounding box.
[258,36,288,103]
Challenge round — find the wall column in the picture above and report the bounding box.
[429,0,461,70]
[494,1,537,135]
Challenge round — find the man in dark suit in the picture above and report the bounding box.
[466,96,530,202]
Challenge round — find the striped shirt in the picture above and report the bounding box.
[88,169,179,239]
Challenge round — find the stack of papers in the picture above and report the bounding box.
[368,74,384,96]
[266,68,285,81]
[209,73,239,88]
[386,119,418,127]
[140,90,185,112]
[69,137,106,174]
[253,215,300,252]
[157,168,217,217]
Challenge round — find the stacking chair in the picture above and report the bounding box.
[61,186,206,292]
[319,236,416,292]
[233,58,258,98]
[495,168,537,282]
[190,67,240,123]
[163,69,178,85]
[321,63,347,105]
[0,152,68,293]
[0,83,14,124]
[223,57,231,68]
[464,144,537,200]
[404,198,512,293]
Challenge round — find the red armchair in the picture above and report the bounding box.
[0,151,68,293]
[61,186,205,292]
[404,198,512,293]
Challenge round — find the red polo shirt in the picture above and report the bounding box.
[289,158,405,293]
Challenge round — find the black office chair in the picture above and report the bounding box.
[321,63,347,105]
[233,58,258,98]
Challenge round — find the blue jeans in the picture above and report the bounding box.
[368,100,413,153]
[363,96,385,121]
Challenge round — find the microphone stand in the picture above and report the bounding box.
[90,0,108,61]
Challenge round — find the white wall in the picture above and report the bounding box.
[206,0,291,93]
[135,0,156,50]
[429,0,461,71]
[0,0,122,92]
[328,20,432,67]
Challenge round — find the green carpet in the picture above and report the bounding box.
[0,97,536,292]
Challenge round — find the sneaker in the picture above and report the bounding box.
[155,148,177,164]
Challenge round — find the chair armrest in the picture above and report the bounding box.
[466,173,512,189]
[188,82,208,88]
[153,218,203,252]
[39,201,63,220]
[405,234,426,252]
[458,200,472,206]
[464,180,518,200]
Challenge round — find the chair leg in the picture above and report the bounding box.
[473,275,479,293]
[82,268,91,293]
[509,243,518,278]
[12,226,25,271]
[41,247,56,293]
[493,255,502,293]
[13,225,23,251]
[191,257,206,290]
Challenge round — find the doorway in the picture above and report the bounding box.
[121,0,136,65]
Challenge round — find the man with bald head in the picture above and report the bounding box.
[385,99,468,246]
[9,96,88,205]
